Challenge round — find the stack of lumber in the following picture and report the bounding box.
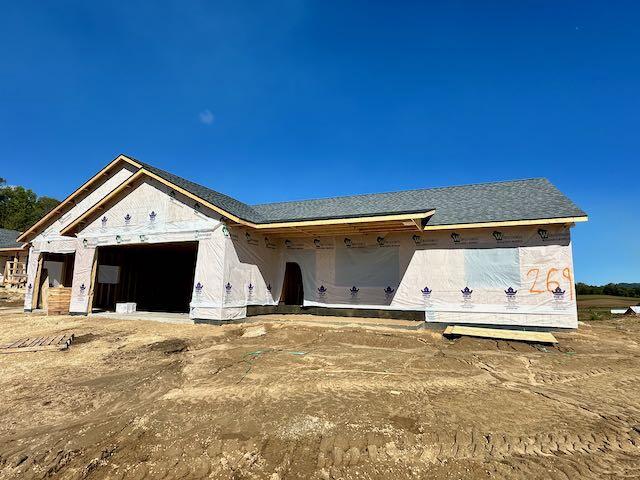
[0,333,75,353]
[443,325,558,344]
[47,287,72,315]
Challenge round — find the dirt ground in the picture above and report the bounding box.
[0,309,639,480]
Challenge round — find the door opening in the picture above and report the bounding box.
[280,262,304,305]
[35,252,75,310]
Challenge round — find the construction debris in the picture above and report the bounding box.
[0,333,75,353]
[242,325,267,338]
[443,325,557,344]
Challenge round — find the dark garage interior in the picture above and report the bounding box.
[92,242,198,313]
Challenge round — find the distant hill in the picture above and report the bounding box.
[576,282,640,299]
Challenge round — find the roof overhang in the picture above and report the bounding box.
[0,245,27,253]
[17,154,142,243]
[422,215,588,231]
[59,168,437,237]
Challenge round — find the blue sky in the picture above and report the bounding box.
[1,1,638,284]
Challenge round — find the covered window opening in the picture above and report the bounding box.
[92,242,198,314]
[280,262,304,305]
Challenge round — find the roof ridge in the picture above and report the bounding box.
[252,177,549,207]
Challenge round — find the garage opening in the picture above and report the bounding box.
[280,262,304,305]
[92,242,198,314]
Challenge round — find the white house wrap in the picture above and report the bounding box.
[19,154,587,328]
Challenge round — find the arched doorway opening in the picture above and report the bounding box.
[280,262,304,305]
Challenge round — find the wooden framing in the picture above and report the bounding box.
[443,325,558,344]
[17,154,141,243]
[423,216,588,231]
[31,254,43,310]
[87,249,99,314]
[0,246,27,253]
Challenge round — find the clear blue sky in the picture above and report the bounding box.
[1,1,638,284]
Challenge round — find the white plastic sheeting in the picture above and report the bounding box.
[224,224,577,328]
[23,246,40,309]
[41,165,136,237]
[69,242,95,314]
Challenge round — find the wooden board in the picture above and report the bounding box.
[0,333,75,353]
[443,325,558,344]
[47,287,72,315]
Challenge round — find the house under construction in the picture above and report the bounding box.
[19,154,587,328]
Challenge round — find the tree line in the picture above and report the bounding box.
[576,282,640,299]
[0,177,60,232]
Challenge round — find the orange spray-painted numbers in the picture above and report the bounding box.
[546,268,560,293]
[527,268,545,294]
[562,268,574,300]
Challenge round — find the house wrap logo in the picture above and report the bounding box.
[349,286,359,297]
[421,286,432,299]
[284,238,304,249]
[314,238,321,248]
[101,216,108,228]
[149,211,157,223]
[552,286,565,300]
[461,287,473,308]
[124,213,132,226]
[384,286,395,299]
[412,234,421,245]
[451,232,462,243]
[317,285,327,298]
[264,237,276,249]
[376,236,385,247]
[493,231,503,242]
[222,225,230,237]
[224,282,232,305]
[344,238,352,248]
[245,232,258,246]
[538,228,549,240]
[194,282,203,301]
[505,287,518,310]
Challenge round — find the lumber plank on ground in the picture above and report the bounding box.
[0,344,68,354]
[0,332,76,353]
[443,325,558,344]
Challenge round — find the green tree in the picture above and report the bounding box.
[0,179,60,231]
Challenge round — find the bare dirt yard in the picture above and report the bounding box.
[0,309,639,480]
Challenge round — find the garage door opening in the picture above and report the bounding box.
[92,242,198,314]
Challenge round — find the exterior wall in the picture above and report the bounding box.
[71,178,223,316]
[222,224,578,328]
[24,164,137,311]
[40,164,137,238]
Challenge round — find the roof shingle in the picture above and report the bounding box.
[133,157,586,226]
[0,228,24,249]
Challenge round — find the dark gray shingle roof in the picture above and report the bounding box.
[133,157,586,226]
[137,161,267,222]
[0,228,24,249]
[252,178,587,226]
